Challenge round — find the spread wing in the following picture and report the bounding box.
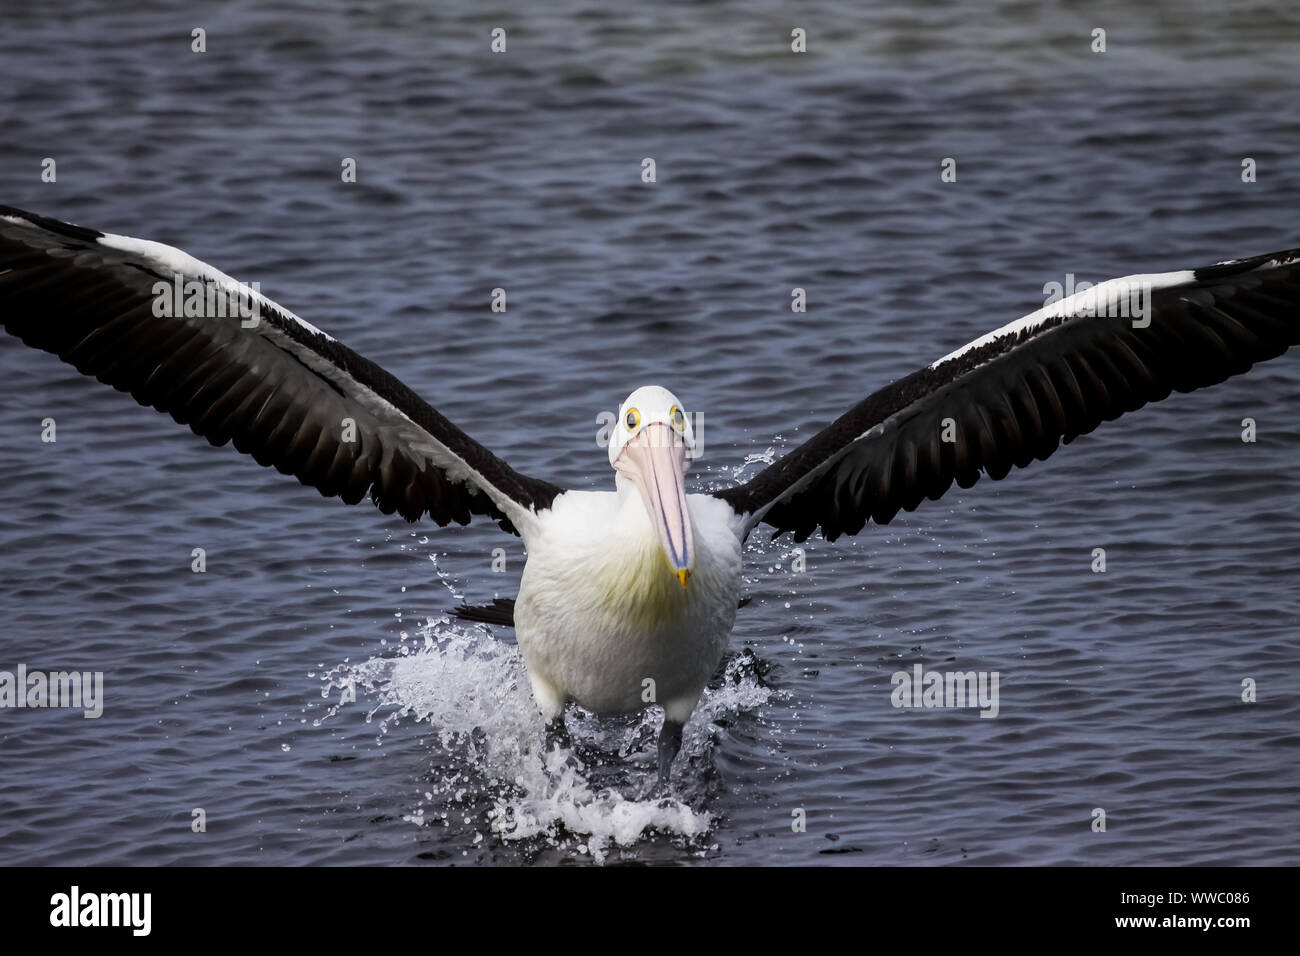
[0,205,563,536]
[714,250,1300,541]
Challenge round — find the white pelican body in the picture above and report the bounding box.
[516,489,742,725]
[2,203,1297,788]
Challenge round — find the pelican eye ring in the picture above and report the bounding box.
[625,408,641,431]
[670,406,686,432]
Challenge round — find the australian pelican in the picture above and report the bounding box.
[1,205,1297,786]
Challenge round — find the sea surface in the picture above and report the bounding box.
[0,0,1297,865]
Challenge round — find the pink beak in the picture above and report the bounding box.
[618,423,695,587]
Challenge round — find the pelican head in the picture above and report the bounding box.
[609,385,696,587]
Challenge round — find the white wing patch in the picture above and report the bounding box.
[930,270,1196,369]
[96,231,336,341]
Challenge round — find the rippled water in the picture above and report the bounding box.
[1,0,1298,865]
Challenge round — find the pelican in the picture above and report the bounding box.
[2,204,1297,787]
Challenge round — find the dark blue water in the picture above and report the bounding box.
[1,0,1298,864]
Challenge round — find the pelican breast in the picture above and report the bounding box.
[514,491,742,720]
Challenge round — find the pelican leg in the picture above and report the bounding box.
[542,710,585,775]
[656,718,684,787]
[545,713,571,753]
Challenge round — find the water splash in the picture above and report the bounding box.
[318,616,772,863]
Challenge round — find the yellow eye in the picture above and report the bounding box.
[624,407,640,430]
[670,406,685,432]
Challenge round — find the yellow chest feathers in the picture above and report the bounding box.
[588,532,694,629]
